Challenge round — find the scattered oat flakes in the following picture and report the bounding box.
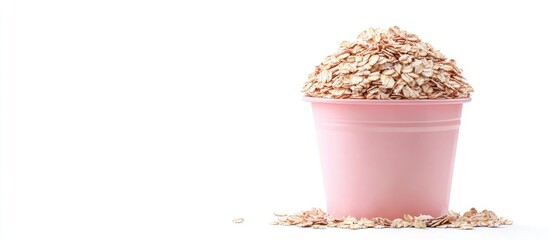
[303,26,473,99]
[312,225,327,229]
[270,208,511,230]
[460,223,474,230]
[391,218,410,228]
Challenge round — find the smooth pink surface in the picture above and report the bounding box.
[304,97,470,219]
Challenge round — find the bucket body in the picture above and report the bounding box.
[305,97,470,219]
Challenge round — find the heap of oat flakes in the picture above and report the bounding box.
[303,26,474,99]
[271,208,512,230]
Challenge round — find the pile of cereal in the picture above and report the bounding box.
[270,207,512,230]
[303,26,473,99]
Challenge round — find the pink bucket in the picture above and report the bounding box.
[304,97,470,219]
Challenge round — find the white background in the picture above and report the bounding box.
[1,0,548,239]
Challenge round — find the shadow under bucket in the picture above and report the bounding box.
[304,97,470,219]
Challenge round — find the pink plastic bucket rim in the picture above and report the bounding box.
[303,97,471,105]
